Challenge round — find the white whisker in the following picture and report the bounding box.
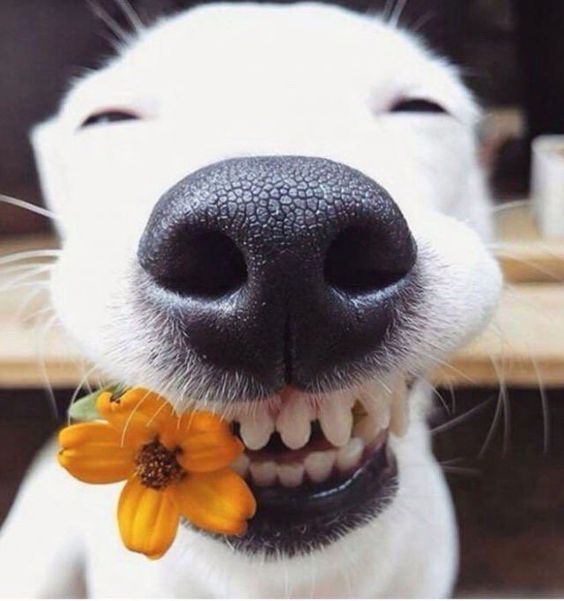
[0,193,59,221]
[0,262,54,279]
[532,359,551,454]
[431,395,494,435]
[389,0,409,28]
[0,265,52,294]
[0,249,60,267]
[409,10,436,34]
[36,314,60,418]
[67,366,99,425]
[382,0,397,22]
[478,382,505,459]
[492,250,563,281]
[442,465,481,477]
[114,0,145,33]
[16,287,51,323]
[489,199,530,216]
[88,0,131,43]
[21,307,55,330]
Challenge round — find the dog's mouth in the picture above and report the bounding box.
[190,380,407,556]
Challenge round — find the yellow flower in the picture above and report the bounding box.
[58,388,256,559]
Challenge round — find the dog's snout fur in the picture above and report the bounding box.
[138,155,417,392]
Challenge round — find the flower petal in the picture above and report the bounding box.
[97,388,176,447]
[177,430,244,473]
[173,468,256,536]
[180,411,232,434]
[118,476,180,560]
[160,410,231,449]
[58,423,134,484]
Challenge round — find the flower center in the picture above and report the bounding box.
[136,439,185,490]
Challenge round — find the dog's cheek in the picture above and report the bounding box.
[407,214,502,362]
[49,239,132,360]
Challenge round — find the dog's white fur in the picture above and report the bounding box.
[0,3,502,597]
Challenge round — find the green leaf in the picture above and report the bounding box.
[68,385,123,423]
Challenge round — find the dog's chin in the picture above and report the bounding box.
[189,434,398,557]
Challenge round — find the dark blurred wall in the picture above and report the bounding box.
[513,0,564,141]
[0,0,519,236]
[0,1,115,235]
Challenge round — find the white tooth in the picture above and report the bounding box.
[336,437,364,472]
[231,454,250,477]
[358,384,391,430]
[250,461,277,486]
[277,463,305,487]
[304,450,336,483]
[390,379,409,437]
[276,394,314,450]
[239,409,275,450]
[319,395,353,447]
[353,415,379,443]
[372,403,391,430]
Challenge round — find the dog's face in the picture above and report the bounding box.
[32,3,501,562]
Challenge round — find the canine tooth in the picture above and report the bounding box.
[277,463,305,487]
[239,410,275,450]
[319,395,353,447]
[304,450,336,483]
[372,403,391,430]
[358,384,391,430]
[352,415,379,443]
[276,394,314,449]
[336,437,364,472]
[250,461,277,486]
[390,379,409,437]
[231,453,250,477]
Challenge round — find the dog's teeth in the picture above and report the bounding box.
[318,395,353,447]
[276,394,313,450]
[250,461,277,486]
[304,450,336,483]
[390,379,409,437]
[231,453,250,477]
[352,415,379,443]
[336,437,364,472]
[358,384,391,430]
[239,410,275,450]
[277,463,305,487]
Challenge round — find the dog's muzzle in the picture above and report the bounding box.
[138,156,417,392]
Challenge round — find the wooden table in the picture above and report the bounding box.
[2,204,564,389]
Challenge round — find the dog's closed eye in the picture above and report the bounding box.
[80,109,140,128]
[390,98,447,114]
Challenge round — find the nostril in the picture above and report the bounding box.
[324,226,413,295]
[150,230,248,299]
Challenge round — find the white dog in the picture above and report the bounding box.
[0,3,502,597]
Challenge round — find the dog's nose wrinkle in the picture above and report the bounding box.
[138,156,417,391]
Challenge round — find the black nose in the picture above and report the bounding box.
[138,156,417,392]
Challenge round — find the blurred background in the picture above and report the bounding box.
[1,0,564,596]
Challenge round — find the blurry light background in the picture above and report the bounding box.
[1,0,563,596]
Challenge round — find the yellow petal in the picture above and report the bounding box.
[173,468,256,536]
[177,430,244,473]
[118,476,180,560]
[179,411,232,434]
[160,410,231,449]
[58,423,134,484]
[97,388,175,448]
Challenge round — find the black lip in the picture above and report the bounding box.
[190,440,398,557]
